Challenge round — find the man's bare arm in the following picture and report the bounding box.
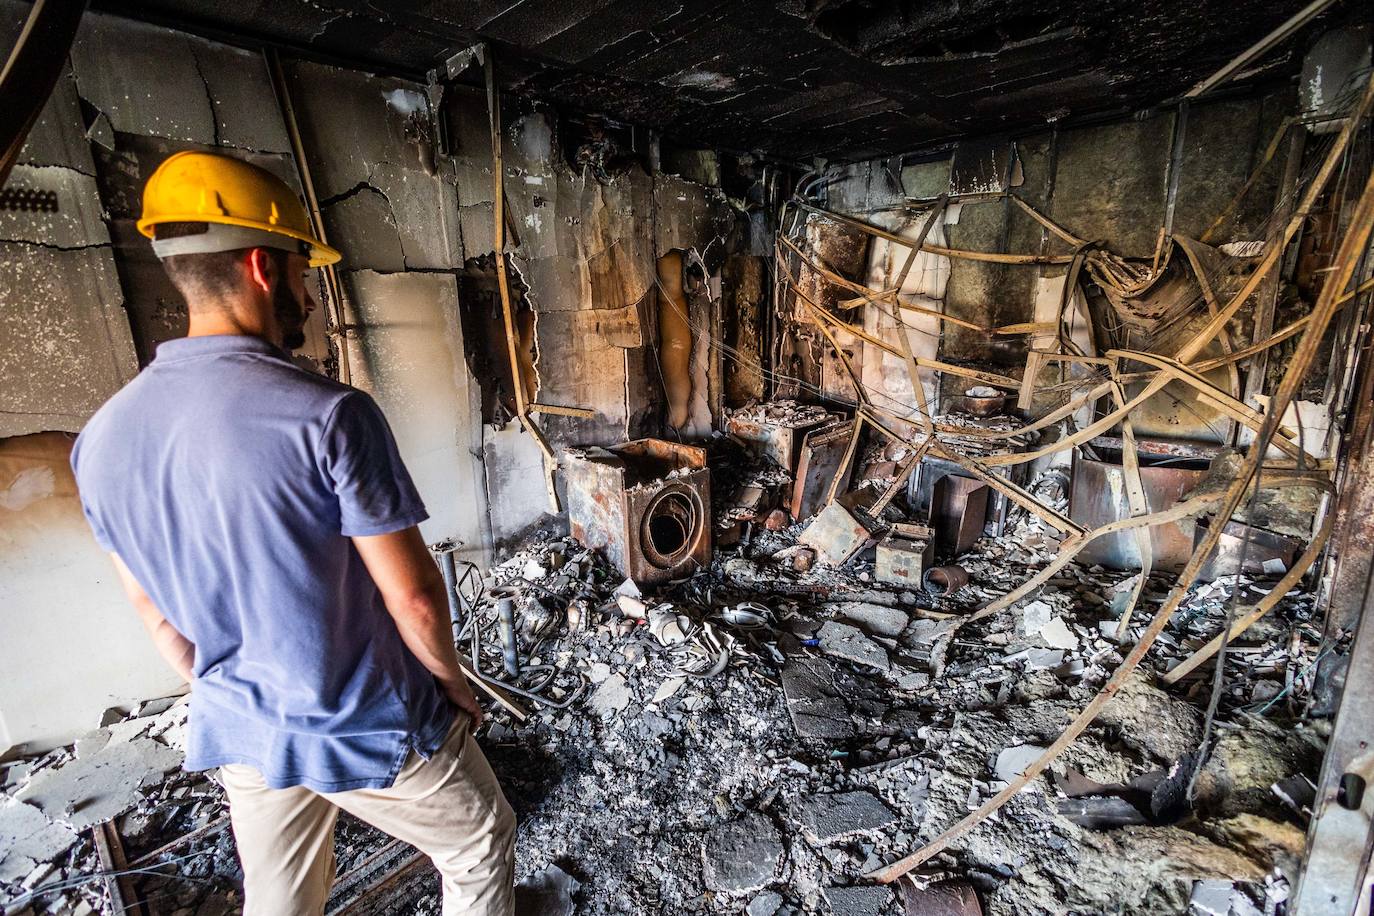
[111,554,195,683]
[352,527,483,728]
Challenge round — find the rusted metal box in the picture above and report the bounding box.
[875,525,935,587]
[564,439,712,586]
[725,406,832,471]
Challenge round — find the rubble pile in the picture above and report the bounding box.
[0,467,1330,916]
[480,472,1326,915]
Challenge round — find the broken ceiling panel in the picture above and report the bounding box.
[0,243,138,437]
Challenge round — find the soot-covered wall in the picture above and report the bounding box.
[0,5,737,751]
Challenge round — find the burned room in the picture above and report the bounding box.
[4,0,1374,913]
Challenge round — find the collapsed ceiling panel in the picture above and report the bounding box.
[93,0,1353,160]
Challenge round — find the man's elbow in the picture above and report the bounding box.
[382,585,450,627]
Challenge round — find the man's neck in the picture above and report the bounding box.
[186,301,276,344]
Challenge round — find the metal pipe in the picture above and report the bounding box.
[437,549,462,631]
[264,48,352,386]
[923,565,970,597]
[495,596,519,677]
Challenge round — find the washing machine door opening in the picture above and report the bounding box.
[641,490,701,568]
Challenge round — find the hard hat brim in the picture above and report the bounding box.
[137,212,342,267]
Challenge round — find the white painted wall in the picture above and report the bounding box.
[0,434,184,754]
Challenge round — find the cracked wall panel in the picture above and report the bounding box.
[70,13,216,145]
[1051,112,1173,259]
[532,309,629,443]
[369,160,463,270]
[0,242,138,437]
[0,165,110,249]
[284,61,435,201]
[444,88,496,210]
[287,62,457,271]
[482,421,550,545]
[188,39,293,153]
[341,270,486,556]
[321,186,407,273]
[653,173,733,269]
[13,63,95,172]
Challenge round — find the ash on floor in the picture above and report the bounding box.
[1,473,1329,916]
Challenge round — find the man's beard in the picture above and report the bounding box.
[274,283,307,351]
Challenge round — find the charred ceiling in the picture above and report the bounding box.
[95,0,1354,160]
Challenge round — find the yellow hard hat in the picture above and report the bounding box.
[137,150,341,267]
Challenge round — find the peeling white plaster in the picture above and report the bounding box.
[0,467,55,512]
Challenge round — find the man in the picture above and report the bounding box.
[71,151,515,915]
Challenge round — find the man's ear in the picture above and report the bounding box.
[245,248,275,296]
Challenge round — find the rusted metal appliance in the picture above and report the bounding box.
[1069,446,1210,571]
[875,523,935,587]
[564,439,712,586]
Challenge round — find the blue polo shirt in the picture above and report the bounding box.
[71,335,453,792]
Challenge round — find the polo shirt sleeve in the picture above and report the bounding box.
[320,391,429,537]
[70,433,115,551]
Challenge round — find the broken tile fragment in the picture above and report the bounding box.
[781,657,855,739]
[994,744,1047,783]
[817,621,890,672]
[833,602,909,638]
[0,800,77,884]
[701,812,783,893]
[1039,616,1078,650]
[823,884,895,916]
[587,673,631,720]
[797,791,897,843]
[747,890,784,916]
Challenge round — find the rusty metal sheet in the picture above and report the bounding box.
[790,420,854,521]
[1069,453,1207,571]
[931,475,989,555]
[799,493,878,566]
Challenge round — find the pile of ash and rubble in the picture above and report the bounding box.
[0,400,1335,916]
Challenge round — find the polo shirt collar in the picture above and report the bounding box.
[154,334,287,362]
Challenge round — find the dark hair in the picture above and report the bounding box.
[155,221,288,304]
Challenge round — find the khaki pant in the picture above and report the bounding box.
[219,716,515,915]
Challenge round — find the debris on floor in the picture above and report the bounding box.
[0,444,1333,915]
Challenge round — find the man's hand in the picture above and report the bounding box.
[440,672,484,730]
[353,527,486,728]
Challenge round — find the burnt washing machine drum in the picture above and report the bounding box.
[564,439,713,586]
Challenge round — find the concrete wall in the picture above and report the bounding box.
[0,6,739,749]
